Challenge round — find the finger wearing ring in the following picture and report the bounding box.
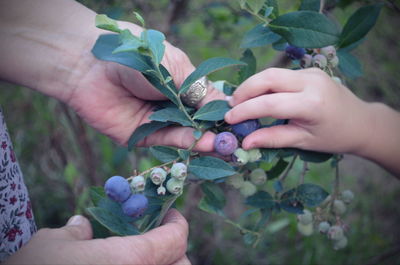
[180,76,208,107]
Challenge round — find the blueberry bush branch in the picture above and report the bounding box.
[86,0,383,250]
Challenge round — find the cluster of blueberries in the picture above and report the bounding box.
[285,44,339,71]
[296,190,354,250]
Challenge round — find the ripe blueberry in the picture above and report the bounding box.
[150,168,167,185]
[170,163,187,180]
[121,194,148,218]
[214,132,238,156]
[104,176,131,203]
[285,45,306,60]
[231,119,261,138]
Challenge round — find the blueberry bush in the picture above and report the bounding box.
[85,0,385,251]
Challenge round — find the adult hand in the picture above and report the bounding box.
[5,209,190,265]
[225,68,400,176]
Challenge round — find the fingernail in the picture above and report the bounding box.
[67,215,84,226]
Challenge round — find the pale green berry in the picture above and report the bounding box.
[157,186,166,196]
[333,236,348,250]
[150,168,167,185]
[297,223,314,236]
[312,54,328,69]
[239,181,257,197]
[233,148,249,165]
[166,178,184,195]
[318,221,331,234]
[341,190,354,204]
[226,174,245,189]
[300,54,313,68]
[170,163,187,180]
[333,200,347,215]
[297,209,313,225]
[320,46,336,60]
[250,168,267,186]
[329,55,339,67]
[328,225,344,241]
[131,175,145,192]
[332,76,342,85]
[247,148,262,163]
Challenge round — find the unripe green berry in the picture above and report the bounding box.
[233,148,249,165]
[297,209,313,225]
[318,221,331,234]
[320,46,336,60]
[333,200,347,215]
[226,174,245,189]
[300,54,313,68]
[333,236,348,250]
[166,178,184,195]
[332,76,342,85]
[250,168,267,186]
[239,181,257,197]
[341,190,354,204]
[131,175,145,192]
[150,168,167,185]
[247,148,262,163]
[170,163,187,180]
[329,55,339,67]
[312,54,328,69]
[157,186,166,196]
[328,225,344,241]
[297,223,314,236]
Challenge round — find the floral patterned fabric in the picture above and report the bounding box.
[0,106,36,262]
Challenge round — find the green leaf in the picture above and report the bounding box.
[149,107,192,126]
[86,207,139,236]
[297,183,329,207]
[188,156,236,180]
[245,191,274,209]
[178,149,190,160]
[243,233,257,246]
[267,158,289,180]
[193,100,231,121]
[112,29,146,54]
[144,64,179,105]
[260,148,279,163]
[128,121,173,150]
[338,4,383,49]
[133,11,145,27]
[238,49,257,83]
[299,0,320,12]
[247,0,265,14]
[95,14,121,33]
[272,37,288,51]
[142,29,166,66]
[193,130,203,140]
[279,188,304,214]
[201,182,226,210]
[89,186,106,206]
[180,58,246,95]
[337,50,363,79]
[240,24,281,49]
[296,149,332,163]
[149,146,179,163]
[92,34,152,72]
[269,11,340,48]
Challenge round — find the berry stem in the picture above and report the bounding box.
[299,161,309,185]
[278,155,298,182]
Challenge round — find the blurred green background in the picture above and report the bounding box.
[1,0,399,264]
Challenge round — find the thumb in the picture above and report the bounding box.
[59,215,93,240]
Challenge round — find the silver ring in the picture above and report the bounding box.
[181,76,208,107]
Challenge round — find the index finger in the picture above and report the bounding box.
[229,68,306,106]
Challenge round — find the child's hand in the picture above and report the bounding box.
[225,68,373,154]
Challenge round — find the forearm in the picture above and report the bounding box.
[353,102,400,178]
[0,0,143,102]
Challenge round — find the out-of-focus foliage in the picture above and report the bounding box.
[0,0,399,264]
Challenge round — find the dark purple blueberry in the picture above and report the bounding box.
[121,194,149,218]
[104,176,131,203]
[285,45,306,60]
[231,119,261,138]
[214,132,238,156]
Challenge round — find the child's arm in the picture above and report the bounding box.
[225,68,400,177]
